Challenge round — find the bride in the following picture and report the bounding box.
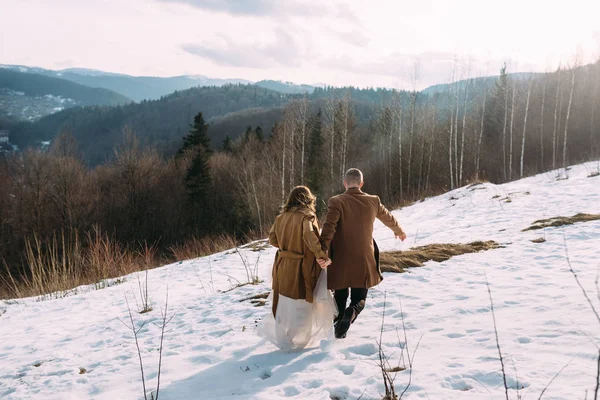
[257,186,337,352]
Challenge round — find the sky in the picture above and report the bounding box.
[1,0,599,90]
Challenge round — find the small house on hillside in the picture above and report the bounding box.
[0,130,9,144]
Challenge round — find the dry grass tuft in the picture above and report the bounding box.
[0,229,159,300]
[169,234,238,262]
[380,241,503,273]
[522,213,600,232]
[531,238,547,243]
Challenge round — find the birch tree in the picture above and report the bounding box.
[540,77,547,170]
[476,81,487,180]
[562,67,576,169]
[520,79,533,178]
[508,79,517,181]
[552,68,562,170]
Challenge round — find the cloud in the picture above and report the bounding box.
[157,0,274,15]
[156,0,329,18]
[333,29,370,47]
[182,29,302,68]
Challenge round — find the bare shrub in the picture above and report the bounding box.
[169,234,238,262]
[0,229,160,300]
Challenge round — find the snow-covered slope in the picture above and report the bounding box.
[1,163,600,399]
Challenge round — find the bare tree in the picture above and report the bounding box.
[562,67,576,169]
[425,99,437,192]
[392,91,404,200]
[540,77,547,170]
[501,65,510,181]
[339,91,352,177]
[297,97,309,184]
[476,80,488,180]
[324,95,336,195]
[520,79,533,178]
[508,79,517,181]
[459,63,472,185]
[552,67,563,170]
[448,110,455,190]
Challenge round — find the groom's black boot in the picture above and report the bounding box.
[335,299,365,339]
[334,307,355,339]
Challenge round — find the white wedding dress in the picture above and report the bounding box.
[257,269,338,352]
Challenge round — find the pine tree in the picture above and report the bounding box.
[255,126,264,142]
[244,126,252,143]
[222,136,233,153]
[178,111,213,233]
[178,112,211,156]
[306,110,325,212]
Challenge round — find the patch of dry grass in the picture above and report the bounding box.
[169,234,238,261]
[380,241,503,273]
[0,229,159,300]
[522,213,600,232]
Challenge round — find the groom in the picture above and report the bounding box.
[318,168,407,339]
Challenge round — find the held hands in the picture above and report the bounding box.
[395,231,407,241]
[317,258,332,269]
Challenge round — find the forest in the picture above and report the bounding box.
[1,60,599,297]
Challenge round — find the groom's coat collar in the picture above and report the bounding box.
[345,187,363,194]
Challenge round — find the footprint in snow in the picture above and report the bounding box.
[337,364,355,375]
[259,368,272,380]
[346,343,377,357]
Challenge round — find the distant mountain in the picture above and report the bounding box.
[1,65,252,102]
[0,69,131,121]
[254,80,316,94]
[11,84,298,165]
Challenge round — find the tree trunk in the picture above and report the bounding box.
[540,78,546,171]
[552,70,562,170]
[508,80,516,181]
[407,92,417,194]
[449,111,455,190]
[476,83,487,180]
[426,102,437,192]
[502,77,509,181]
[394,93,403,201]
[563,69,576,169]
[459,78,470,185]
[520,80,532,178]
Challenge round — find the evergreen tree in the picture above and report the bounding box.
[222,135,233,153]
[244,126,252,143]
[178,112,211,156]
[178,111,213,233]
[255,126,264,142]
[306,110,325,212]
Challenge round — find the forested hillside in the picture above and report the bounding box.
[0,69,130,106]
[10,85,296,165]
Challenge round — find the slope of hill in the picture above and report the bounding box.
[1,162,599,399]
[11,84,296,165]
[255,80,316,94]
[1,65,253,101]
[0,69,131,121]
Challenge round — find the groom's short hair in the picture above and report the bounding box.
[345,168,363,186]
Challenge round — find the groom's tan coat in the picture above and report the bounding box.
[320,188,404,290]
